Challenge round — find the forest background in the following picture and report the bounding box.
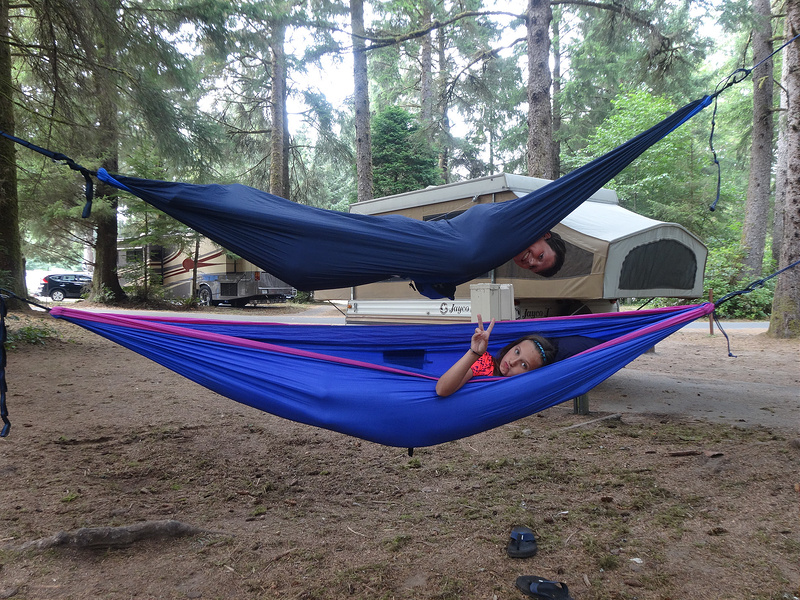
[0,0,797,335]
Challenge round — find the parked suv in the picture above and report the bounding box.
[39,274,92,301]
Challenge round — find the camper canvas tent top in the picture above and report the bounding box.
[316,173,707,322]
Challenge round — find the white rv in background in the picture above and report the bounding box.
[118,238,296,306]
[315,173,708,324]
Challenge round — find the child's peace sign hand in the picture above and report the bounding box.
[470,314,495,355]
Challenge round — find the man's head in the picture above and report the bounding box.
[512,232,566,277]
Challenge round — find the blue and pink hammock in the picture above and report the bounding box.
[39,303,714,448]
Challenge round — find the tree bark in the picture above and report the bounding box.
[91,11,126,303]
[551,6,562,178]
[419,1,433,124]
[741,0,775,277]
[768,0,800,338]
[436,27,451,183]
[14,520,206,551]
[269,15,287,198]
[526,0,553,179]
[351,0,373,203]
[772,29,789,262]
[0,0,28,310]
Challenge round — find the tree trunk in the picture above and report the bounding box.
[282,100,290,200]
[436,26,450,183]
[526,0,553,179]
[91,16,126,303]
[351,0,373,203]
[768,0,800,338]
[269,16,287,198]
[741,0,775,277]
[0,0,27,310]
[551,6,562,178]
[191,236,200,298]
[419,1,433,124]
[772,30,789,262]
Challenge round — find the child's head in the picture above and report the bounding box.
[493,335,556,376]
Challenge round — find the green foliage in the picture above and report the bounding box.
[557,1,711,159]
[704,243,775,320]
[371,107,442,197]
[382,534,412,552]
[89,284,117,305]
[123,282,168,304]
[60,491,80,503]
[116,248,169,305]
[172,295,199,309]
[3,316,59,348]
[571,90,730,239]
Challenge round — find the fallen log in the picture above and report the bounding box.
[11,519,210,551]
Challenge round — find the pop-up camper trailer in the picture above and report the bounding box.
[315,173,707,323]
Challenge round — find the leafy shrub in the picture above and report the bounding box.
[90,284,117,305]
[703,244,775,319]
[4,316,59,348]
[174,295,199,309]
[123,283,168,303]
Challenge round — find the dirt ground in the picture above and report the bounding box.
[0,305,798,600]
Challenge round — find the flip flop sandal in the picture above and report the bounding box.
[515,576,574,600]
[506,525,538,558]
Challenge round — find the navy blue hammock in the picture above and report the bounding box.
[96,96,712,299]
[49,303,714,448]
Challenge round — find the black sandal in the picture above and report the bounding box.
[507,525,538,558]
[515,576,573,600]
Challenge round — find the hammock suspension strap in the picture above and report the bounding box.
[710,258,800,356]
[713,258,800,309]
[0,289,52,437]
[707,32,800,211]
[0,130,96,217]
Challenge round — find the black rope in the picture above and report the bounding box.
[635,297,656,310]
[707,98,724,212]
[0,130,96,217]
[713,257,800,309]
[712,313,736,358]
[707,32,800,212]
[709,33,800,102]
[709,258,800,357]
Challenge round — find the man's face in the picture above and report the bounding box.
[513,235,556,274]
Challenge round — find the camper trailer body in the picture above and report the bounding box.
[315,173,707,323]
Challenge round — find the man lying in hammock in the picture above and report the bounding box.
[513,231,566,277]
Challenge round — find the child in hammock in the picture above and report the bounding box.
[435,315,556,397]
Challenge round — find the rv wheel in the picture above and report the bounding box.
[197,285,216,306]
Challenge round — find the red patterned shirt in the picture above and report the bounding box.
[471,352,496,376]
